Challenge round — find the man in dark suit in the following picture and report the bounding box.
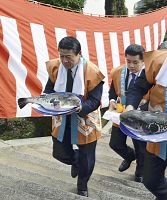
[109,44,147,182]
[126,42,167,200]
[44,36,104,197]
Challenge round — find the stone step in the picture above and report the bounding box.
[0,160,153,200]
[0,166,151,200]
[0,144,136,182]
[0,167,137,200]
[0,185,46,200]
[0,135,155,200]
[0,174,93,200]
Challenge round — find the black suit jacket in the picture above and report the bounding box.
[126,69,153,109]
[109,68,151,110]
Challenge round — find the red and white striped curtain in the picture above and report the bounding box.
[0,0,167,118]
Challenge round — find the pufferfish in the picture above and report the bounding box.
[120,110,167,135]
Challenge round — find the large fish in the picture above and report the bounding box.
[18,92,81,112]
[120,110,167,135]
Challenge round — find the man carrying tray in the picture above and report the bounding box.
[108,44,148,182]
[126,41,167,200]
[43,36,105,197]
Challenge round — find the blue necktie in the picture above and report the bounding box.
[128,73,136,89]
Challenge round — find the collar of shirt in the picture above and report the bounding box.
[137,65,145,76]
[129,65,145,78]
[69,58,81,79]
[66,64,78,79]
[128,65,145,86]
[71,65,78,78]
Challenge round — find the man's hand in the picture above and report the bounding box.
[76,105,82,113]
[66,105,82,115]
[124,105,134,112]
[138,99,148,108]
[109,99,116,111]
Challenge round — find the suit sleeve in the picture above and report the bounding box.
[109,81,117,101]
[43,78,55,94]
[126,71,153,109]
[78,81,104,118]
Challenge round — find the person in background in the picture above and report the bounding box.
[44,36,105,197]
[109,44,147,182]
[126,41,167,200]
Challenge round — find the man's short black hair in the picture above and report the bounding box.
[58,36,81,55]
[125,44,145,60]
[158,41,167,50]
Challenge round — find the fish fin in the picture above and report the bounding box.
[18,98,28,109]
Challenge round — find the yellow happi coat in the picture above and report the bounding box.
[144,50,167,156]
[110,66,125,128]
[45,58,105,145]
[110,66,125,99]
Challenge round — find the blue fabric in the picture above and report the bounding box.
[159,87,167,160]
[159,142,167,160]
[71,113,78,144]
[128,73,136,88]
[120,66,127,105]
[57,115,66,142]
[165,87,167,113]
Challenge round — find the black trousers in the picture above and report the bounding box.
[109,126,146,176]
[143,151,167,200]
[52,122,97,191]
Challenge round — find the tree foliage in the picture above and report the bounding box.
[134,0,167,14]
[105,0,128,16]
[35,0,85,12]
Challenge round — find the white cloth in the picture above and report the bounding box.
[54,57,85,95]
[155,57,167,87]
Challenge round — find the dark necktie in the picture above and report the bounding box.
[128,73,136,89]
[66,69,73,92]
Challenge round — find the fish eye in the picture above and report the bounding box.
[50,98,55,103]
[53,100,60,107]
[149,123,159,133]
[142,123,159,134]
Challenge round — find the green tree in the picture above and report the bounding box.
[35,0,85,12]
[105,0,128,16]
[134,0,167,14]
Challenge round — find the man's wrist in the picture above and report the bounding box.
[76,105,82,113]
[126,105,134,111]
[110,99,116,103]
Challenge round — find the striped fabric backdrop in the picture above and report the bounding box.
[0,0,167,118]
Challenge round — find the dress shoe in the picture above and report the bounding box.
[71,165,78,178]
[77,189,88,197]
[135,175,143,183]
[118,160,132,172]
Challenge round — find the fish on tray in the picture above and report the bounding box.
[18,92,81,112]
[120,110,167,135]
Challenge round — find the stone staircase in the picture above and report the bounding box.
[0,122,155,200]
